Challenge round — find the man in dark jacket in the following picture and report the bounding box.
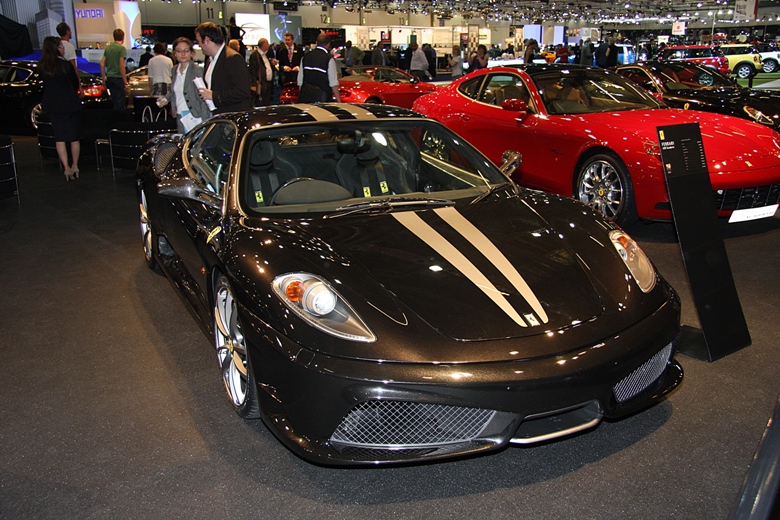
[595,40,609,68]
[249,38,275,106]
[195,22,253,114]
[277,32,303,86]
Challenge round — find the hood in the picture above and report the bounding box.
[666,87,780,125]
[292,199,605,342]
[576,108,780,171]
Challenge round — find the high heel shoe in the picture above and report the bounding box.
[64,168,73,181]
[71,167,79,179]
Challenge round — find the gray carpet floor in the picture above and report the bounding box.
[1,135,778,519]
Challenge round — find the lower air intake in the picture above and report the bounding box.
[614,342,673,403]
[330,401,496,448]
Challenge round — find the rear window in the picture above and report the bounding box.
[689,48,713,58]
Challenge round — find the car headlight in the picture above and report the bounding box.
[743,105,773,126]
[273,273,376,342]
[609,230,657,293]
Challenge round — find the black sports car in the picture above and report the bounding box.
[137,104,683,466]
[0,60,111,129]
[616,60,780,128]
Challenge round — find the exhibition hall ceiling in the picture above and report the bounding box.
[321,0,780,24]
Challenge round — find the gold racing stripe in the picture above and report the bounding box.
[344,105,378,119]
[296,104,377,121]
[392,211,528,327]
[297,105,340,121]
[434,207,549,323]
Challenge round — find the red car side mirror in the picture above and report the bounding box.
[502,98,529,112]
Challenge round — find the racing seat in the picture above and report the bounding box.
[246,141,301,207]
[336,145,394,198]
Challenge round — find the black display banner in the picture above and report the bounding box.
[657,123,751,361]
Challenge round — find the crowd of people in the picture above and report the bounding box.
[40,18,654,184]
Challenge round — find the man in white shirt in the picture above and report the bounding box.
[409,42,429,82]
[297,33,340,103]
[148,42,173,96]
[56,22,78,77]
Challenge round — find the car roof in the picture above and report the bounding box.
[664,45,712,49]
[213,103,426,129]
[0,60,37,68]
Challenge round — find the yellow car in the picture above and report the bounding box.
[719,44,763,78]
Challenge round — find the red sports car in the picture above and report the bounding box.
[413,64,780,225]
[280,65,439,108]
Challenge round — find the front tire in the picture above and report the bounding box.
[139,189,157,270]
[575,153,637,226]
[213,275,260,419]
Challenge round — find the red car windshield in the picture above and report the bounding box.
[530,69,664,115]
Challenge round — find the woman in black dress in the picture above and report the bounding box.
[39,36,82,181]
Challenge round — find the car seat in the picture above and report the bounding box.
[494,84,530,106]
[336,144,389,198]
[246,141,302,207]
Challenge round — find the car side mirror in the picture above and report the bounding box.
[502,98,529,113]
[410,76,420,84]
[158,177,222,211]
[500,150,522,177]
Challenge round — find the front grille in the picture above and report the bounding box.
[613,342,673,403]
[330,401,496,448]
[713,184,780,211]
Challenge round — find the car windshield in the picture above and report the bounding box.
[239,120,507,215]
[531,68,663,114]
[648,62,733,89]
[342,66,414,83]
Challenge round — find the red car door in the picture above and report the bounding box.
[444,72,578,196]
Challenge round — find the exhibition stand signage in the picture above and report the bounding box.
[656,123,751,362]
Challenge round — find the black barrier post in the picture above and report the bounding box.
[656,123,751,362]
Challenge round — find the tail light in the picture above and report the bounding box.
[81,83,105,97]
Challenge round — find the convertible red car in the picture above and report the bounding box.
[413,64,780,225]
[280,65,439,108]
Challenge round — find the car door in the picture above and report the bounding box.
[0,65,33,126]
[378,68,432,108]
[445,72,552,188]
[161,121,236,320]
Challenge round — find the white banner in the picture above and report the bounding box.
[672,22,686,36]
[734,0,758,21]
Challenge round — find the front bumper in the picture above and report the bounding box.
[242,293,682,466]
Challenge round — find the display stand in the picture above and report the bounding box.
[134,96,169,123]
[656,123,751,362]
[0,135,19,204]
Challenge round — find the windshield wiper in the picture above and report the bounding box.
[325,197,454,218]
[470,182,517,204]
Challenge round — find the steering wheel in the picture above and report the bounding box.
[268,177,315,206]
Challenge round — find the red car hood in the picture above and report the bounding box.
[577,108,780,182]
